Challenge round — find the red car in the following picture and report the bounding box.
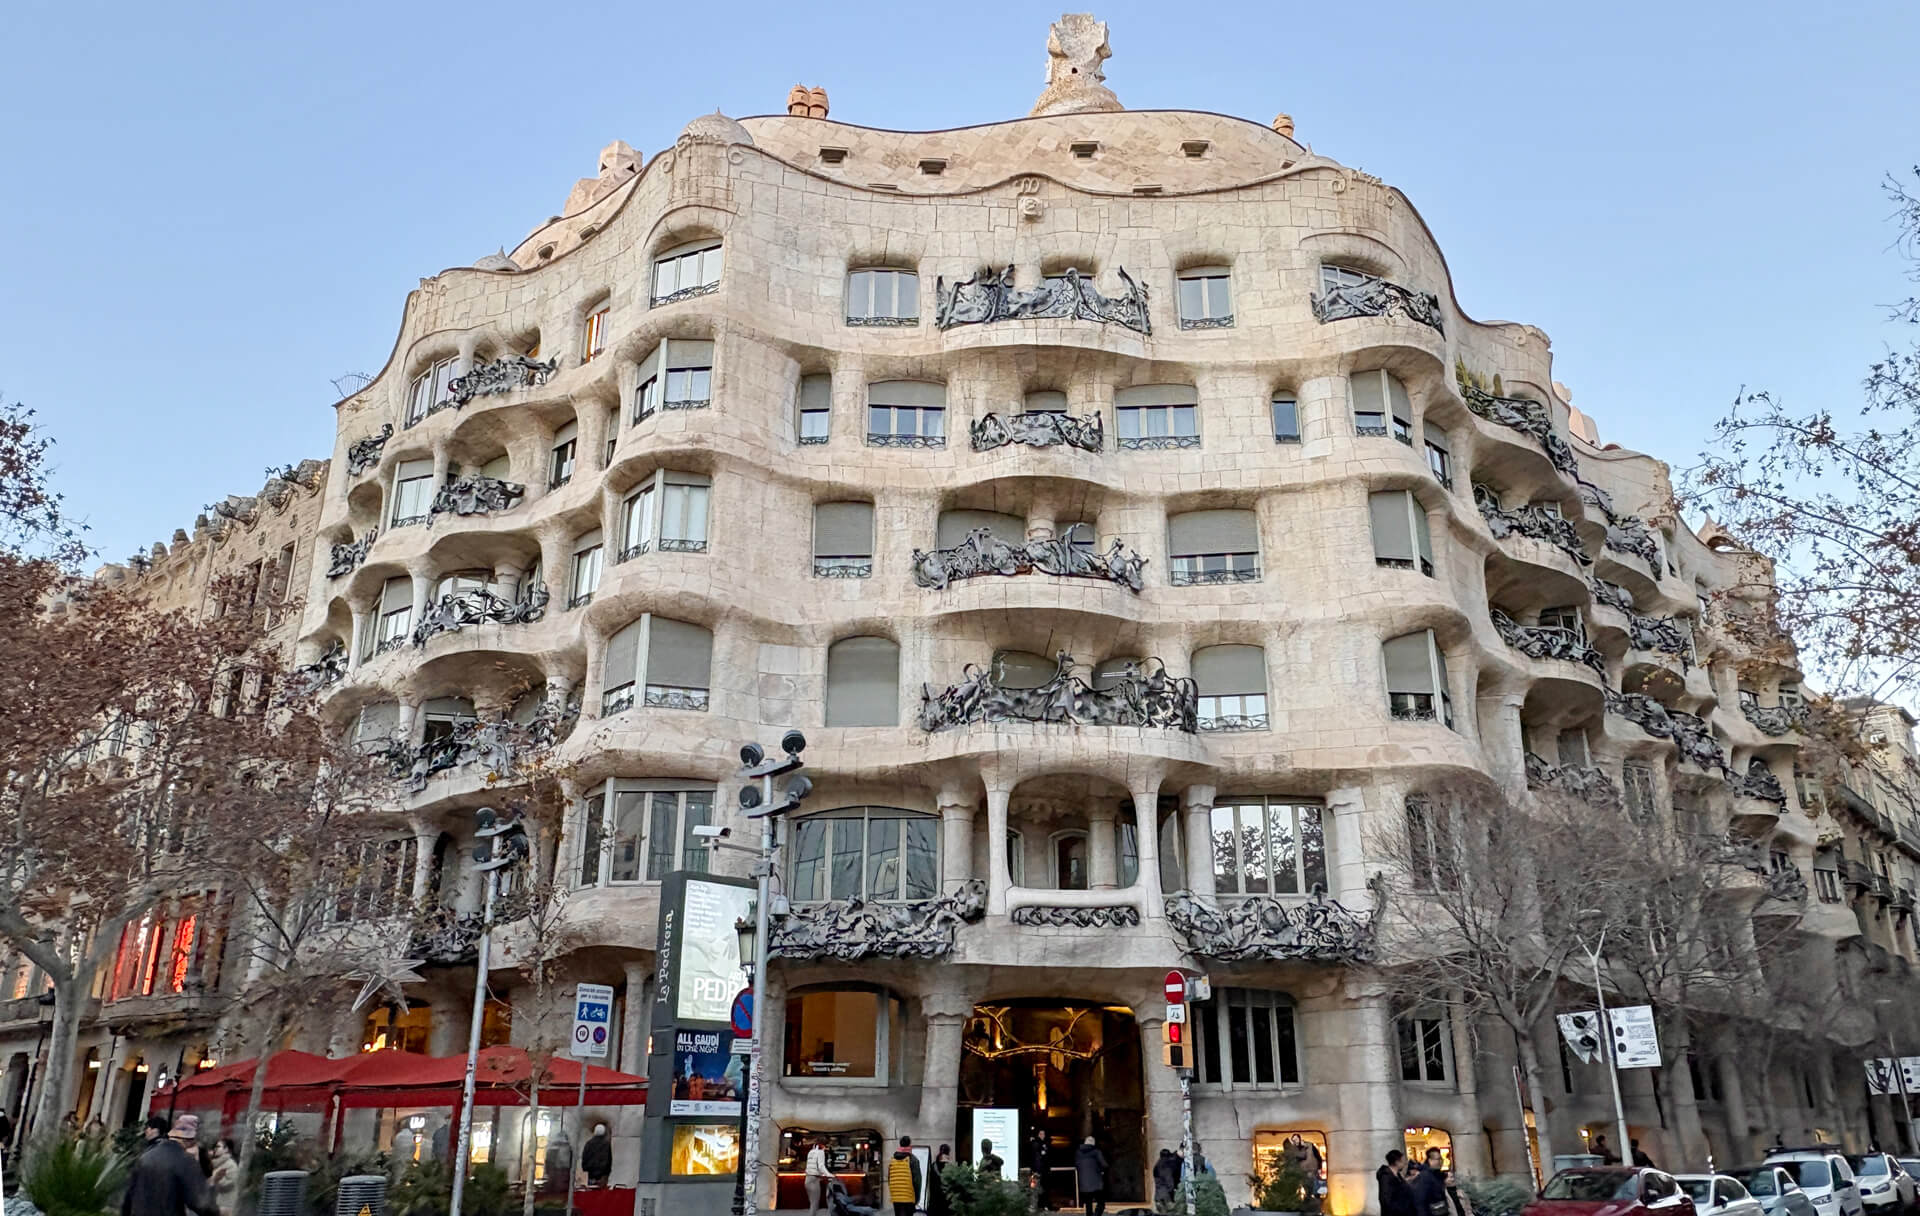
[1524,1168,1701,1216]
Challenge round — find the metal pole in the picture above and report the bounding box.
[563,1059,587,1216]
[450,866,498,1216]
[743,776,775,1216]
[1583,930,1632,1165]
[1179,1070,1195,1216]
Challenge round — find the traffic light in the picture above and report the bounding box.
[473,807,529,871]
[738,732,812,819]
[1162,1017,1187,1069]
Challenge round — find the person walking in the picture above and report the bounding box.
[1410,1149,1450,1216]
[1630,1139,1656,1169]
[208,1140,239,1216]
[929,1144,952,1216]
[121,1116,217,1216]
[1154,1149,1182,1205]
[1378,1150,1417,1216]
[806,1138,831,1216]
[978,1139,1004,1179]
[1074,1137,1109,1216]
[1590,1134,1620,1165]
[581,1122,613,1188]
[886,1135,922,1216]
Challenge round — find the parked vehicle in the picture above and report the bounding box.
[1726,1163,1819,1216]
[1676,1174,1766,1216]
[1763,1150,1864,1216]
[1896,1161,1920,1185]
[1522,1168,1697,1216]
[1846,1154,1916,1213]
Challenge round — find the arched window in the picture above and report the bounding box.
[1350,370,1412,443]
[790,808,938,902]
[846,268,920,325]
[1382,631,1451,727]
[1168,509,1260,586]
[1193,645,1268,731]
[867,381,946,447]
[603,616,713,714]
[652,239,723,305]
[826,637,900,727]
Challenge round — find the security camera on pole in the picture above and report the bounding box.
[727,731,810,1216]
[450,807,528,1216]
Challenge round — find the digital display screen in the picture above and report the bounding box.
[676,879,755,1024]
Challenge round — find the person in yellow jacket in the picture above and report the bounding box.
[886,1135,923,1216]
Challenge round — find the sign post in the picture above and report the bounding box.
[566,982,615,1216]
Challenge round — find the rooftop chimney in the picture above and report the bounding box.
[788,85,829,118]
[1272,113,1294,138]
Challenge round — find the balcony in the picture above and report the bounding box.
[812,556,873,579]
[283,643,347,699]
[934,266,1151,335]
[427,475,525,523]
[1164,876,1384,963]
[1764,865,1810,905]
[444,355,558,409]
[1473,485,1590,567]
[1524,751,1623,810]
[372,702,577,791]
[346,423,393,478]
[1604,690,1730,777]
[1460,384,1576,474]
[1490,609,1605,675]
[327,530,377,579]
[918,652,1197,733]
[969,410,1103,453]
[911,526,1145,592]
[1310,270,1444,334]
[1742,701,1804,737]
[1627,614,1692,663]
[769,881,987,962]
[1730,759,1788,806]
[1577,479,1661,569]
[409,586,548,648]
[1841,859,1875,896]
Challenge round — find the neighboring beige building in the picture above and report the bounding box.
[10,15,1910,1212]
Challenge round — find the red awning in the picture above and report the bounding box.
[154,1047,647,1114]
[157,1050,346,1113]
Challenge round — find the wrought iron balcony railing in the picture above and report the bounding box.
[918,652,1196,733]
[327,530,377,579]
[282,643,347,700]
[346,424,393,477]
[1461,385,1577,475]
[1164,875,1384,963]
[1490,609,1606,675]
[1473,484,1590,567]
[410,585,548,648]
[1311,270,1444,334]
[969,410,1104,453]
[643,684,711,712]
[427,475,525,523]
[1765,865,1810,904]
[934,266,1151,335]
[1742,701,1804,737]
[813,557,873,579]
[1524,751,1623,810]
[912,525,1145,592]
[1731,759,1788,805]
[1575,479,1662,569]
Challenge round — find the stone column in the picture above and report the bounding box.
[1127,772,1164,917]
[1182,785,1217,899]
[1089,804,1119,889]
[395,701,419,746]
[491,557,525,597]
[348,607,368,668]
[986,783,1013,915]
[410,823,439,901]
[407,560,434,636]
[1447,999,1491,1175]
[939,789,975,893]
[1326,985,1404,1216]
[619,960,652,1076]
[915,990,974,1148]
[546,673,574,708]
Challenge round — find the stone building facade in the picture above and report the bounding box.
[10,16,1915,1213]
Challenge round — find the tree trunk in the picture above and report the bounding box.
[30,972,86,1140]
[235,1007,291,1184]
[522,1072,542,1216]
[1658,1019,1708,1166]
[1516,1028,1558,1179]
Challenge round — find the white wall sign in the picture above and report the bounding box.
[1865,1057,1920,1095]
[1608,1005,1660,1069]
[571,982,615,1059]
[974,1108,1020,1165]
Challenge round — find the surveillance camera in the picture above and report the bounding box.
[692,825,731,840]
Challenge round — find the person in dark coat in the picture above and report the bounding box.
[122,1116,217,1216]
[1153,1149,1183,1205]
[928,1143,952,1216]
[1630,1139,1656,1169]
[1378,1150,1417,1216]
[1074,1137,1110,1216]
[1409,1150,1450,1216]
[977,1139,1004,1179]
[581,1122,613,1188]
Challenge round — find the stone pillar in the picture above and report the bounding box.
[407,561,434,636]
[986,783,1013,915]
[539,530,571,602]
[619,960,652,1076]
[915,990,974,1148]
[1089,804,1119,889]
[580,399,613,474]
[395,700,419,745]
[546,672,574,708]
[939,790,975,893]
[431,440,452,487]
[1718,1049,1753,1163]
[348,607,368,667]
[410,823,439,901]
[1447,1000,1491,1175]
[1326,985,1404,1216]
[1127,772,1164,917]
[1482,693,1527,787]
[1182,785,1217,899]
[492,557,526,596]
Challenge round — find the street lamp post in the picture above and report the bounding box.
[731,913,758,1216]
[1577,914,1633,1164]
[449,808,527,1216]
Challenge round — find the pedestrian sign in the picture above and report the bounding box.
[571,982,615,1059]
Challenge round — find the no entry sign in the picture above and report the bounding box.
[1164,971,1187,1003]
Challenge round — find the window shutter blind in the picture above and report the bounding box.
[937,510,1026,549]
[869,380,946,407]
[667,339,714,368]
[663,471,710,488]
[647,618,713,689]
[993,651,1055,690]
[1423,420,1449,451]
[1349,372,1384,417]
[813,502,874,557]
[1023,390,1068,412]
[825,637,900,727]
[1369,492,1416,562]
[1383,633,1437,694]
[634,343,661,382]
[396,458,432,481]
[424,696,474,719]
[1388,375,1413,427]
[1183,265,1230,278]
[800,374,832,410]
[1115,384,1199,407]
[381,577,412,613]
[1413,500,1434,565]
[1192,645,1266,697]
[357,702,399,739]
[605,621,643,689]
[1167,509,1257,557]
[553,421,579,446]
[1091,657,1141,690]
[573,529,603,554]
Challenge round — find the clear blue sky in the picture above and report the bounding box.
[3,0,1914,565]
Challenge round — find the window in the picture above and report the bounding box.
[1193,645,1268,731]
[620,484,654,560]
[1115,384,1199,449]
[1539,606,1584,640]
[1556,730,1592,768]
[1369,491,1434,576]
[329,838,418,922]
[790,808,938,902]
[813,502,874,577]
[993,650,1056,689]
[1006,831,1026,887]
[366,577,412,656]
[582,307,609,363]
[653,240,723,304]
[1167,509,1260,585]
[432,569,488,603]
[1350,370,1412,443]
[549,422,578,488]
[1781,682,1804,709]
[1054,832,1089,890]
[632,340,714,421]
[354,702,399,749]
[1383,631,1452,727]
[825,637,900,727]
[1424,421,1452,488]
[937,509,1026,550]
[391,459,434,527]
[1193,989,1299,1088]
[1272,395,1300,443]
[406,356,460,427]
[569,532,603,609]
[867,381,946,447]
[798,374,832,444]
[1404,797,1455,891]
[618,471,711,560]
[1177,266,1233,329]
[846,269,920,325]
[1209,798,1328,895]
[1622,762,1658,823]
[420,696,475,747]
[575,782,713,885]
[1322,264,1371,294]
[603,615,713,713]
[1397,1012,1452,1083]
[1024,389,1068,414]
[784,988,902,1082]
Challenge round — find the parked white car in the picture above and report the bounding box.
[1764,1150,1865,1216]
[1678,1174,1767,1216]
[1847,1154,1916,1213]
[1730,1163,1820,1216]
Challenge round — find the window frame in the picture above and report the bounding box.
[574,780,715,887]
[1271,395,1301,444]
[798,374,832,445]
[652,240,724,305]
[581,307,609,363]
[1350,369,1413,443]
[1176,266,1234,329]
[845,268,921,326]
[1193,644,1270,732]
[1191,987,1302,1091]
[1369,489,1435,577]
[390,462,435,528]
[616,471,712,562]
[602,614,715,715]
[406,356,461,428]
[782,986,902,1088]
[1383,630,1453,728]
[569,541,604,610]
[812,501,875,578]
[549,431,578,489]
[788,806,941,905]
[1208,797,1329,897]
[1396,1009,1454,1085]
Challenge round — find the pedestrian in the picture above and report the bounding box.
[1591,1134,1619,1165]
[544,1127,573,1193]
[581,1122,613,1188]
[1410,1149,1449,1216]
[1154,1149,1182,1205]
[1032,1128,1052,1210]
[1379,1150,1417,1216]
[208,1139,239,1216]
[978,1138,1004,1179]
[886,1135,922,1216]
[141,1114,170,1150]
[929,1144,952,1216]
[121,1116,217,1216]
[1631,1139,1655,1169]
[1074,1136,1109,1216]
[391,1125,417,1167]
[1191,1141,1214,1178]
[807,1138,832,1216]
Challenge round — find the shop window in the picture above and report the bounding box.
[671,1122,740,1176]
[783,987,901,1082]
[1193,989,1300,1088]
[1397,1011,1452,1083]
[790,808,937,902]
[1403,1126,1453,1168]
[1252,1130,1328,1182]
[362,1004,431,1054]
[1210,798,1327,895]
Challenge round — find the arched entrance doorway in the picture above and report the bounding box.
[957,1001,1145,1207]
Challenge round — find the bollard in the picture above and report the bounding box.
[258,1170,309,1216]
[334,1174,388,1216]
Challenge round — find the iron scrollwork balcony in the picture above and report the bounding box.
[1490,609,1605,675]
[1591,578,1636,613]
[911,525,1145,593]
[1524,751,1623,811]
[1118,433,1201,451]
[643,684,710,711]
[651,280,720,308]
[1732,758,1788,805]
[377,701,580,793]
[1169,558,1260,587]
[444,355,558,408]
[1461,385,1578,474]
[970,410,1104,453]
[427,475,525,523]
[769,880,987,962]
[1576,479,1662,569]
[658,538,708,554]
[1163,875,1384,963]
[1011,905,1141,928]
[1311,271,1444,334]
[614,541,650,564]
[1764,864,1809,904]
[1627,613,1693,662]
[1178,314,1234,331]
[866,432,946,449]
[934,265,1151,335]
[918,652,1197,733]
[327,530,377,578]
[281,642,347,700]
[1742,701,1803,737]
[409,585,549,648]
[346,424,393,477]
[1473,484,1590,566]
